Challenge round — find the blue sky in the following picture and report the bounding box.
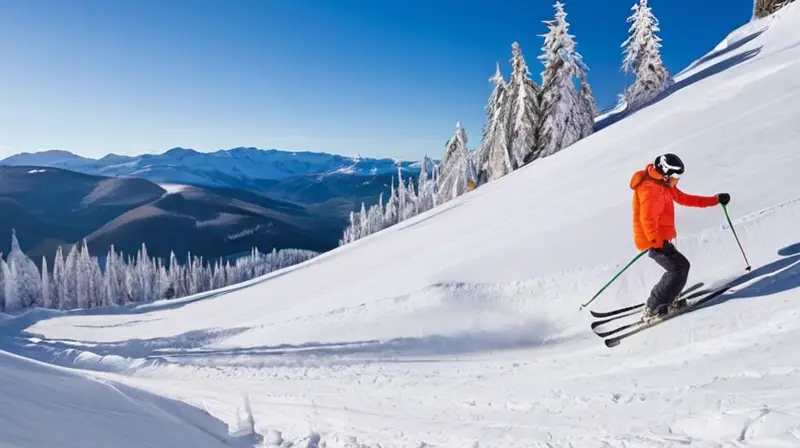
[0,0,752,160]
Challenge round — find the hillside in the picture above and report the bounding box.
[0,166,165,256]
[84,183,333,261]
[2,4,800,447]
[0,166,338,263]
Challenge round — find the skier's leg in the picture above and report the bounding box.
[646,241,690,314]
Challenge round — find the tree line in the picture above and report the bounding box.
[340,0,673,245]
[0,229,317,313]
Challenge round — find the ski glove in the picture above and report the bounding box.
[717,193,730,205]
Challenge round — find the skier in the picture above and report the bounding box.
[630,153,730,320]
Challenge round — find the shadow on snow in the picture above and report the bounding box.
[692,242,800,312]
[9,318,562,372]
[677,29,766,76]
[596,45,762,132]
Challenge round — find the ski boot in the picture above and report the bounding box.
[641,304,668,323]
[668,298,688,314]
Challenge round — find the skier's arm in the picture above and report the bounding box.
[672,187,719,207]
[639,183,665,247]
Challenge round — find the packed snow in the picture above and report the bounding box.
[3,5,800,447]
[0,348,258,447]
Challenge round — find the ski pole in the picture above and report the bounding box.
[722,203,752,272]
[580,250,647,310]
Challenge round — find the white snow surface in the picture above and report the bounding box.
[4,7,800,447]
[0,348,257,447]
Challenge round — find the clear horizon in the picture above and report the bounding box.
[0,0,752,161]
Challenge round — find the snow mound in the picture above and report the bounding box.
[0,349,258,447]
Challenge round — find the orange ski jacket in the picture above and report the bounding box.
[630,164,719,251]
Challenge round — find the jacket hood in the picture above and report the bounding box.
[630,164,664,189]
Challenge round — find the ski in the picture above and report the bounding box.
[603,283,735,347]
[591,308,643,331]
[591,283,729,337]
[592,285,725,338]
[589,282,704,318]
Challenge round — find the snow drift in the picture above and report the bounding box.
[0,349,258,447]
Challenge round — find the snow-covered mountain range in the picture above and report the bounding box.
[0,146,422,189]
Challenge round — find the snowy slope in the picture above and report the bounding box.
[0,347,258,447]
[4,5,800,447]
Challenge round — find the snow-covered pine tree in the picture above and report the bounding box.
[577,75,598,139]
[75,240,91,309]
[103,246,122,306]
[416,156,436,211]
[41,256,52,309]
[358,203,369,239]
[384,181,399,226]
[168,251,186,298]
[504,42,541,168]
[156,259,170,299]
[396,167,420,221]
[437,121,475,204]
[478,64,514,182]
[64,244,79,309]
[340,211,359,245]
[53,246,67,309]
[621,0,672,110]
[1,258,13,312]
[90,256,104,308]
[6,229,43,309]
[536,1,587,159]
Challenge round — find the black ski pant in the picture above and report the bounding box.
[646,241,690,312]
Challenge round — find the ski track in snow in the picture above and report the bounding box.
[4,5,800,448]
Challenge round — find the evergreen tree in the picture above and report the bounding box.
[537,1,588,159]
[416,156,437,211]
[437,121,475,203]
[64,245,79,309]
[479,64,514,182]
[384,182,398,226]
[577,78,598,139]
[621,0,672,110]
[1,258,13,312]
[41,256,52,309]
[53,246,67,309]
[6,229,43,309]
[505,42,541,168]
[75,240,91,309]
[90,256,104,308]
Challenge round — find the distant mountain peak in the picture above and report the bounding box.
[0,146,425,191]
[163,147,199,156]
